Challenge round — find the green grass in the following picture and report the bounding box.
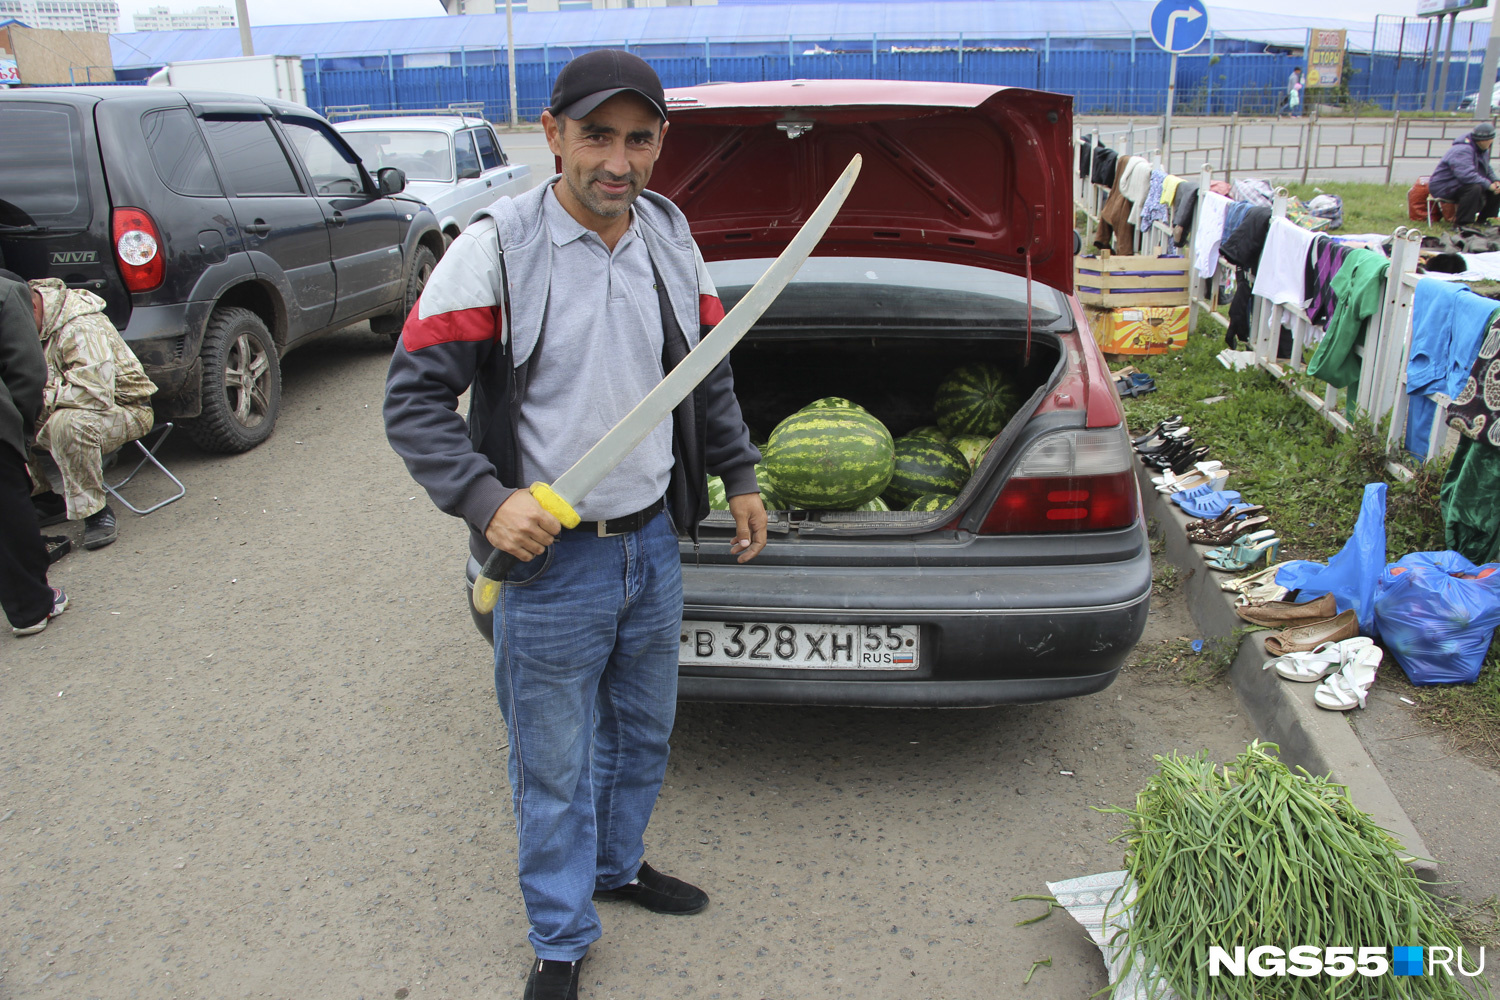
[1280,181,1441,239]
[1122,322,1500,765]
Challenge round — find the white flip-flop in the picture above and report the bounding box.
[1152,461,1223,487]
[1266,636,1373,683]
[1314,645,1383,711]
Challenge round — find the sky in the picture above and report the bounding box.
[119,0,1494,30]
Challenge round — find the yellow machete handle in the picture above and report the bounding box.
[471,482,580,615]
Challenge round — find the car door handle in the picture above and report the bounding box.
[485,179,493,187]
[329,211,346,227]
[243,220,272,235]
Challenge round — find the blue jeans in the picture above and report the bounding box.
[492,508,683,960]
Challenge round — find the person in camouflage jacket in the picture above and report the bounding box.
[28,278,157,550]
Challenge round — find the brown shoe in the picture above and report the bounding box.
[1261,609,1359,656]
[1235,593,1337,628]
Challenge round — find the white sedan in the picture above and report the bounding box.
[336,116,532,247]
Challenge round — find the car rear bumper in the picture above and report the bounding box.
[120,300,208,417]
[465,529,1151,708]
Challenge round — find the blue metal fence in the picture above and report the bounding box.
[302,44,1483,122]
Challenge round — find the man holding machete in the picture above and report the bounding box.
[384,50,766,1000]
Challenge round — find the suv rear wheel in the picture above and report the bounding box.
[185,305,282,453]
[371,245,436,342]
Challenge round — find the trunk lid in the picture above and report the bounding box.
[650,80,1074,293]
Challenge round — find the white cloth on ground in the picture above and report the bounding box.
[1194,192,1233,279]
[1251,217,1318,307]
[1120,157,1153,227]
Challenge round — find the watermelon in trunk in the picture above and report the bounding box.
[802,396,866,412]
[762,409,895,509]
[857,496,890,512]
[935,363,1019,437]
[948,434,992,469]
[883,438,970,508]
[756,465,782,510]
[707,475,729,510]
[908,425,947,442]
[908,493,956,512]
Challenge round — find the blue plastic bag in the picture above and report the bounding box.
[1275,483,1387,634]
[1373,551,1500,685]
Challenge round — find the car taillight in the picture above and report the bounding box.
[112,207,164,292]
[979,427,1140,534]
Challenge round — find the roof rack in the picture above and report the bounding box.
[325,102,486,122]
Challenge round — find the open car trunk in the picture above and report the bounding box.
[701,328,1064,536]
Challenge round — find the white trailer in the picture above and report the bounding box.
[147,55,305,105]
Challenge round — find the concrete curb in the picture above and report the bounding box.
[1138,463,1439,882]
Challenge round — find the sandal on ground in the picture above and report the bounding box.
[1218,562,1284,593]
[1173,490,1243,521]
[1153,461,1224,489]
[1204,528,1276,562]
[1133,417,1184,446]
[1205,532,1280,572]
[1264,636,1373,682]
[1314,644,1383,711]
[1186,503,1264,531]
[1188,514,1270,546]
[1156,469,1228,495]
[1234,592,1336,627]
[1261,609,1359,656]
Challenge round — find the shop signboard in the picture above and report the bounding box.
[1416,0,1487,16]
[1306,29,1347,89]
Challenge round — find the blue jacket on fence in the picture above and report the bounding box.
[1429,133,1499,200]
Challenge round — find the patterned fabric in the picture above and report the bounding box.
[1305,237,1351,328]
[1139,166,1171,233]
[31,404,153,519]
[1450,313,1500,448]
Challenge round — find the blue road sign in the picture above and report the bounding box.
[1150,0,1210,54]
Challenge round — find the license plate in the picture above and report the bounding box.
[680,622,920,671]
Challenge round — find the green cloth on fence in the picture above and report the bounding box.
[1306,248,1391,407]
[1441,435,1500,565]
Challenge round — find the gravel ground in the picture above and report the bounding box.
[2,323,1256,1000]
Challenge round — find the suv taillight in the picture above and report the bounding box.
[979,427,1139,534]
[112,207,164,292]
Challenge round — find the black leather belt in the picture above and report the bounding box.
[574,497,665,537]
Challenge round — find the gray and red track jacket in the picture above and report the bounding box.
[383,177,760,564]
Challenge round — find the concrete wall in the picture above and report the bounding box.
[3,25,115,83]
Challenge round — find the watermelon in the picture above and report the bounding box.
[762,408,895,509]
[857,496,890,512]
[935,363,1020,436]
[755,465,782,510]
[883,437,970,508]
[949,434,992,469]
[707,475,730,510]
[908,493,956,512]
[908,425,947,442]
[803,396,866,412]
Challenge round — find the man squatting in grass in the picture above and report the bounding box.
[383,50,768,1000]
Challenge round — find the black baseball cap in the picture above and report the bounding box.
[549,49,668,123]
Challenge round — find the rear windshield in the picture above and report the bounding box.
[0,102,91,230]
[340,129,454,182]
[707,257,1072,330]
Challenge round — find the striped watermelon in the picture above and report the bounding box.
[883,437,970,508]
[857,496,890,512]
[707,475,730,510]
[756,465,782,510]
[908,493,956,512]
[762,408,895,509]
[908,425,947,443]
[935,363,1020,436]
[803,396,866,412]
[949,434,992,469]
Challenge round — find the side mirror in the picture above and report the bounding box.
[458,165,481,180]
[378,167,406,196]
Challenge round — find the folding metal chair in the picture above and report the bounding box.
[104,421,186,515]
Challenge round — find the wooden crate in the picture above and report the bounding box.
[1074,252,1190,308]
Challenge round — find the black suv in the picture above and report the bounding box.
[0,87,445,451]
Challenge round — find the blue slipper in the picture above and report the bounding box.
[1173,490,1243,520]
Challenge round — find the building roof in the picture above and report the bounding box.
[110,0,1378,68]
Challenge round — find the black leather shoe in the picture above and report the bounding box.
[31,491,67,527]
[593,861,708,915]
[522,958,581,1000]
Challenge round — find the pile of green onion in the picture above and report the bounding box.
[1102,741,1487,999]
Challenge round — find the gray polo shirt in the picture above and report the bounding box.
[516,185,673,521]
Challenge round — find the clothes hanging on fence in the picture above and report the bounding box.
[1251,217,1319,308]
[1305,248,1391,403]
[1091,146,1119,188]
[1405,278,1500,458]
[1120,157,1153,228]
[1210,180,1233,197]
[1160,174,1182,208]
[1093,154,1138,253]
[1231,178,1275,207]
[1304,237,1352,328]
[1220,201,1255,247]
[1441,436,1500,565]
[1220,207,1274,346]
[1138,166,1171,233]
[1078,136,1094,179]
[1450,311,1500,448]
[1172,180,1200,247]
[1193,192,1232,279]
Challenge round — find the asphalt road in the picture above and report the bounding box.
[1,321,1258,999]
